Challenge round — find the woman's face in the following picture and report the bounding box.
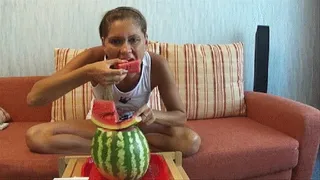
[103,18,147,63]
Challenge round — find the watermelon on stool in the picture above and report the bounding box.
[90,96,150,180]
[91,126,150,180]
[81,154,171,180]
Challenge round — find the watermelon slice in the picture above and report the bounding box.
[114,60,141,73]
[91,99,141,130]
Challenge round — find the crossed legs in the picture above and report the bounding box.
[26,120,201,157]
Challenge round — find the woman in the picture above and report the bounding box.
[26,6,201,157]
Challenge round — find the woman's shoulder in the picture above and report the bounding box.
[88,46,105,60]
[148,51,172,88]
[147,51,168,69]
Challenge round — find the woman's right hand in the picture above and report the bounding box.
[86,59,128,86]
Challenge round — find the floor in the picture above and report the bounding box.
[312,149,320,179]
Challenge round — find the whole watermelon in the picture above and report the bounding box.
[91,126,150,180]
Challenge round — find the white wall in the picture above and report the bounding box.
[0,0,319,108]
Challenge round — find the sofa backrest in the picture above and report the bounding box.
[0,76,51,122]
[51,41,246,122]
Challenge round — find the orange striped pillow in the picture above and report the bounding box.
[147,42,246,119]
[51,48,162,122]
[51,49,91,122]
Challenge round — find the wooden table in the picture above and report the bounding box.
[58,151,189,180]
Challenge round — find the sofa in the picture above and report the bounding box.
[0,76,320,180]
[1,39,320,179]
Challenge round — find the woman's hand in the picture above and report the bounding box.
[86,59,128,86]
[135,104,156,126]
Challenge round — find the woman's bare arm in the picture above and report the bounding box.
[27,46,106,106]
[150,52,187,127]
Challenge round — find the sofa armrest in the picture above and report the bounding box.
[0,76,51,122]
[245,91,320,180]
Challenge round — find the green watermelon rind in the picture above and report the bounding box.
[91,115,142,130]
[91,127,150,179]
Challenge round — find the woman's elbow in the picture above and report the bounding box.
[27,92,38,106]
[26,92,46,106]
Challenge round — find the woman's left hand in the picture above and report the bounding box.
[135,104,156,126]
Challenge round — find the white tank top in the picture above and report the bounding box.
[86,51,152,119]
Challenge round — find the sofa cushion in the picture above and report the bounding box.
[184,117,299,179]
[0,122,59,180]
[0,76,52,122]
[52,42,246,121]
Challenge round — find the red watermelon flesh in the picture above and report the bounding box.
[114,60,140,73]
[91,99,141,130]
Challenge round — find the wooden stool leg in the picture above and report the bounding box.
[62,159,78,178]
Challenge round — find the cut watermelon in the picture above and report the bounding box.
[114,60,141,73]
[91,99,141,130]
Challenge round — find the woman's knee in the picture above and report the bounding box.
[181,128,201,157]
[25,124,51,153]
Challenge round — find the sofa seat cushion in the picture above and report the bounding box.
[0,122,59,180]
[184,117,299,179]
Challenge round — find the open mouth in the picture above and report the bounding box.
[120,56,136,61]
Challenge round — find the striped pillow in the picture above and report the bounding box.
[51,49,90,122]
[51,42,246,122]
[148,42,246,119]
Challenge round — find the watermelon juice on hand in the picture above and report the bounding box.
[90,99,150,180]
